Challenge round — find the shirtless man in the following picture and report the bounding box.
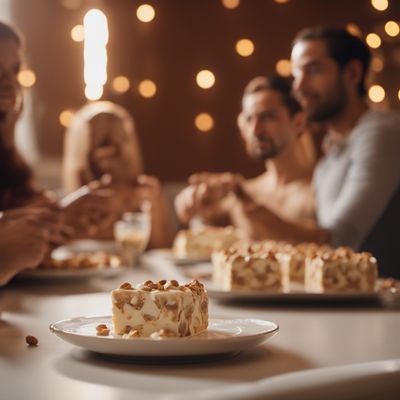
[175,75,319,240]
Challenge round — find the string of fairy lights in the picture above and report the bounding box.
[16,0,400,132]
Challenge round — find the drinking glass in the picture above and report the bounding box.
[114,208,151,266]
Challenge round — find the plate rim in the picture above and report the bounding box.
[17,264,127,280]
[49,314,279,342]
[49,315,279,357]
[206,287,381,301]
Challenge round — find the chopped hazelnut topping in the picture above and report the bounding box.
[25,335,38,347]
[119,282,132,290]
[96,324,108,331]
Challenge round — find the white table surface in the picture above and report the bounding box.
[1,249,399,400]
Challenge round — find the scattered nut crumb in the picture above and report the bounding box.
[26,335,38,346]
[96,324,108,332]
[96,328,110,336]
[96,324,110,336]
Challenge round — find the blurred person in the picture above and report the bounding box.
[289,26,400,277]
[175,75,320,236]
[62,101,143,192]
[0,21,141,247]
[213,26,400,277]
[0,206,61,285]
[62,101,174,247]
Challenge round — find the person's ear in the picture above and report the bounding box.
[237,112,246,140]
[292,111,307,137]
[343,59,363,94]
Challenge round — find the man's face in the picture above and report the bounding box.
[291,39,347,123]
[0,38,21,114]
[239,89,299,161]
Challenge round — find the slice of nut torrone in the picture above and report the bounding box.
[111,280,208,338]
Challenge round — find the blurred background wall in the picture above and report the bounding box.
[3,0,400,188]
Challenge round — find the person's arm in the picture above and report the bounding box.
[318,115,400,249]
[230,193,330,244]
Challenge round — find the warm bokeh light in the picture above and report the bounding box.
[235,39,255,57]
[384,20,400,37]
[18,69,36,88]
[221,0,240,9]
[136,4,155,22]
[71,24,84,42]
[371,56,384,72]
[138,80,157,98]
[194,113,214,132]
[368,85,385,103]
[112,76,130,93]
[196,70,215,89]
[83,9,108,100]
[346,24,362,37]
[398,89,400,101]
[370,0,389,11]
[274,0,290,3]
[85,85,104,101]
[276,59,292,77]
[59,109,74,127]
[366,33,382,48]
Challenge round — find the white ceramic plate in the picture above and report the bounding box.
[50,315,278,357]
[17,265,127,280]
[205,282,381,303]
[17,240,128,281]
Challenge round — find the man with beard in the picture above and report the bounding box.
[288,26,400,278]
[174,75,319,236]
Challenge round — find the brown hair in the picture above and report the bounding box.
[243,75,302,116]
[0,21,36,209]
[0,21,22,46]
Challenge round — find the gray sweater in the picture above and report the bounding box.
[314,110,400,277]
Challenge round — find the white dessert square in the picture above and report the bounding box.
[212,245,287,292]
[111,280,208,337]
[173,226,240,259]
[305,247,378,293]
[277,242,332,284]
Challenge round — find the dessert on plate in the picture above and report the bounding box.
[39,251,122,270]
[111,279,208,338]
[172,225,241,259]
[305,246,377,293]
[212,243,287,292]
[211,240,378,294]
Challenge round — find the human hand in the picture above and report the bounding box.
[60,184,116,238]
[0,207,60,284]
[232,199,281,240]
[174,172,244,224]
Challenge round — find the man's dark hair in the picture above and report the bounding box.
[0,21,21,46]
[243,75,302,115]
[292,26,371,97]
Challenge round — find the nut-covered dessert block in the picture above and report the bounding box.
[276,242,332,284]
[39,251,122,270]
[305,247,378,293]
[173,226,241,259]
[212,244,287,292]
[111,280,208,337]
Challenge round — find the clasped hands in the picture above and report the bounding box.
[175,172,281,240]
